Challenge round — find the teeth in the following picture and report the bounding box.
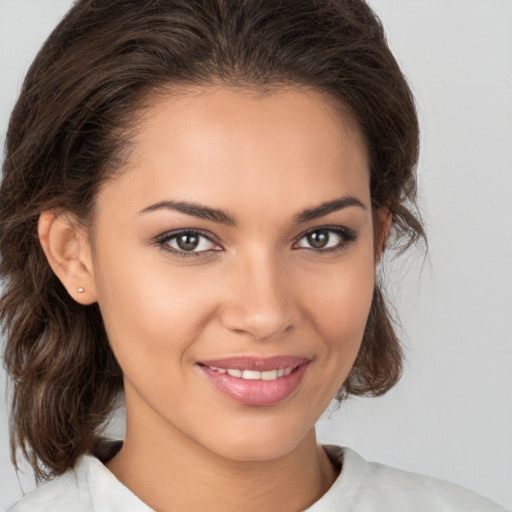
[261,370,278,380]
[209,366,226,374]
[242,370,260,380]
[209,366,294,380]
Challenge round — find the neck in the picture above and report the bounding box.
[106,412,337,512]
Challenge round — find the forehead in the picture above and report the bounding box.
[97,85,371,219]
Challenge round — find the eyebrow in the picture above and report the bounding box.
[139,195,366,226]
[292,196,366,224]
[140,200,236,225]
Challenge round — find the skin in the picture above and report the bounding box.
[39,86,388,512]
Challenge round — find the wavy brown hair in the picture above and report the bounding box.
[1,0,424,479]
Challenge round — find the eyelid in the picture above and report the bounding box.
[292,225,357,251]
[155,228,223,258]
[154,225,357,258]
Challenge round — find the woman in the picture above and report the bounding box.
[0,0,506,510]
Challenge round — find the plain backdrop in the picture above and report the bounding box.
[1,0,511,510]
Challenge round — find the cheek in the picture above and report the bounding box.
[301,254,375,344]
[92,224,375,382]
[91,241,209,369]
[297,249,376,400]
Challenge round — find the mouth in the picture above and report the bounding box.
[197,356,310,406]
[204,366,294,380]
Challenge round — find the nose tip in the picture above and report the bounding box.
[222,307,298,341]
[219,263,300,341]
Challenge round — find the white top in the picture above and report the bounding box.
[9,445,507,511]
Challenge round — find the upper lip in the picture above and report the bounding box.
[198,356,310,371]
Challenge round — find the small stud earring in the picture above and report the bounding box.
[77,287,85,293]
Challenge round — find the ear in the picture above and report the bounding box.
[375,208,392,264]
[38,210,97,305]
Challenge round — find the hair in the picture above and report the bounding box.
[0,0,424,479]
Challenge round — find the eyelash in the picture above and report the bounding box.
[155,226,357,259]
[155,229,221,259]
[293,226,357,253]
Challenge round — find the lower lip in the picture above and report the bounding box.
[198,363,309,406]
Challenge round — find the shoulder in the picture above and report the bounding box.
[313,445,508,512]
[8,453,152,512]
[8,467,88,512]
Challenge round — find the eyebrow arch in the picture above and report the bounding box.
[139,195,366,226]
[139,200,237,226]
[293,196,366,224]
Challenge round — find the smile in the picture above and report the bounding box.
[205,366,293,380]
[198,356,310,406]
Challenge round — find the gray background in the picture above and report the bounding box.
[1,0,511,510]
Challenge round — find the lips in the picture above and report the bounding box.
[206,366,293,380]
[197,356,310,406]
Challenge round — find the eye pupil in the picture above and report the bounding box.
[177,233,199,251]
[307,230,329,249]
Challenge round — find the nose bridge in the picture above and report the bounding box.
[220,247,299,340]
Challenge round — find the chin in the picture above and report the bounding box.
[201,419,315,463]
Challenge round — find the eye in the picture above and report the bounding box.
[294,227,356,252]
[156,229,221,257]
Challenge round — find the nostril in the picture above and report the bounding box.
[220,306,300,341]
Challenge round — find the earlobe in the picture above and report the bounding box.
[38,210,97,305]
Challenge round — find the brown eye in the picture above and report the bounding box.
[159,230,220,255]
[176,233,200,251]
[306,230,330,249]
[294,227,357,252]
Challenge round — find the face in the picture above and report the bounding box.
[90,86,377,462]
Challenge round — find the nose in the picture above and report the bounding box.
[220,252,301,341]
